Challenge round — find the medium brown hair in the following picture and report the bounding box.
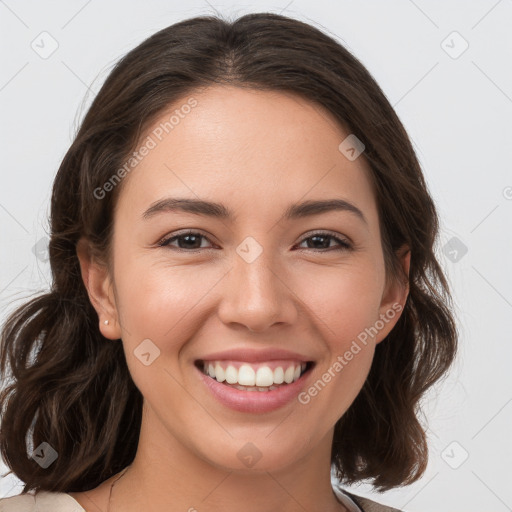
[0,12,457,493]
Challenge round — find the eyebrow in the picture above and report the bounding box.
[142,197,368,225]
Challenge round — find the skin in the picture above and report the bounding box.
[73,85,410,512]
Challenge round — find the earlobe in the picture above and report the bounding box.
[375,245,411,344]
[76,238,122,340]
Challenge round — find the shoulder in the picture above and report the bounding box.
[0,491,85,512]
[342,490,405,512]
[0,493,34,512]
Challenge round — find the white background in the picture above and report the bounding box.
[0,1,511,511]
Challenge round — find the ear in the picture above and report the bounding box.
[375,245,410,344]
[76,237,122,340]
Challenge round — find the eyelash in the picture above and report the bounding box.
[157,230,353,252]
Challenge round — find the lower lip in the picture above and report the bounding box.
[196,364,313,413]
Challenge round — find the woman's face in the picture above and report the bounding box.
[81,85,408,473]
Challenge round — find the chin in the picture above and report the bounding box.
[195,435,313,474]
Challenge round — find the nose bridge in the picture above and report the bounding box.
[237,250,279,303]
[218,243,297,332]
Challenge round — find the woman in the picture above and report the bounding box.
[0,12,457,512]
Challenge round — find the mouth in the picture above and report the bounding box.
[194,358,315,413]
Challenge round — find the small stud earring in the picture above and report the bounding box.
[104,320,109,325]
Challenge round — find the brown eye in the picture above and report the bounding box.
[297,232,352,251]
[158,231,213,251]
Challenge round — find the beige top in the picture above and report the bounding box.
[0,490,84,511]
[0,485,404,511]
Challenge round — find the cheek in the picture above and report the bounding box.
[292,262,382,405]
[114,258,212,339]
[113,263,211,401]
[293,260,384,344]
[292,273,380,430]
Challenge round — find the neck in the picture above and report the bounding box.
[109,405,346,512]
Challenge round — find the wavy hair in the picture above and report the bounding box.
[0,12,457,493]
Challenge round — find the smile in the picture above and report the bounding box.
[194,358,315,413]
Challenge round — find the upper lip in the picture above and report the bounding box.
[196,348,314,363]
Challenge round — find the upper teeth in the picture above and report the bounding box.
[203,361,307,387]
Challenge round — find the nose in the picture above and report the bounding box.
[217,253,298,333]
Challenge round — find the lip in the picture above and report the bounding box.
[195,361,315,413]
[196,347,312,363]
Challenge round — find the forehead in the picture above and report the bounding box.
[116,85,378,226]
